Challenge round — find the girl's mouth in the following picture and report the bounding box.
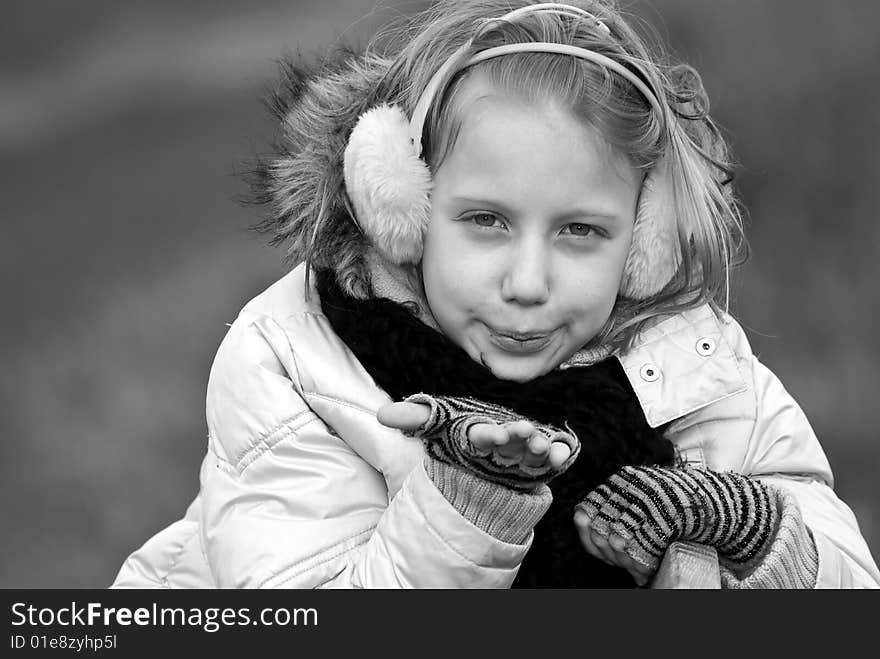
[485,326,556,354]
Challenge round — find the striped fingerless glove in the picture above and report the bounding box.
[404,393,580,491]
[577,466,818,587]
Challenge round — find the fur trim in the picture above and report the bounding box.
[245,48,392,296]
[344,105,432,263]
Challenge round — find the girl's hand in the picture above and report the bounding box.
[376,394,579,491]
[572,505,656,587]
[378,401,571,470]
[573,465,780,587]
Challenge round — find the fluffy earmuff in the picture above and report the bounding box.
[621,158,680,299]
[343,104,432,264]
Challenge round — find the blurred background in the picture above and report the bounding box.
[1,0,877,587]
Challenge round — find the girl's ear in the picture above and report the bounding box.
[343,104,433,264]
[620,157,681,299]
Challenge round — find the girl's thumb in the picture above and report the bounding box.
[376,401,431,431]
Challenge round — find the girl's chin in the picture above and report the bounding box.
[478,352,556,383]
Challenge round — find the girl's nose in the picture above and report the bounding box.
[501,241,551,306]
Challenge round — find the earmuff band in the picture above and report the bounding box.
[500,2,612,35]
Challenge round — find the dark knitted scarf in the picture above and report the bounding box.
[316,269,676,588]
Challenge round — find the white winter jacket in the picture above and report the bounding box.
[112,265,880,588]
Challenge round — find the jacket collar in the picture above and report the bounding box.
[615,305,748,427]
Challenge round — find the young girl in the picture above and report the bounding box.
[113,0,879,588]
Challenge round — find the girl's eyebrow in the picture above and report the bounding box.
[450,195,621,222]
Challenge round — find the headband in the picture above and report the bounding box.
[408,2,666,156]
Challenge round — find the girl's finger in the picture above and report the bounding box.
[493,421,531,458]
[624,562,651,587]
[574,501,622,566]
[573,510,606,562]
[619,551,655,586]
[376,402,431,431]
[590,527,621,566]
[575,512,619,566]
[607,534,653,586]
[608,531,629,553]
[520,434,551,467]
[504,420,537,443]
[468,423,507,452]
[547,441,572,469]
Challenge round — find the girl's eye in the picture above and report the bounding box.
[468,213,503,229]
[562,223,599,238]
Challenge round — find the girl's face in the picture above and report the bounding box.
[422,79,641,382]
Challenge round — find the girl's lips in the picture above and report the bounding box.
[486,326,556,354]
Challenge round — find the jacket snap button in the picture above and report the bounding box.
[696,337,717,356]
[640,363,660,382]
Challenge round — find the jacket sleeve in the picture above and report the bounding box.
[200,313,530,588]
[738,357,880,588]
[706,317,880,588]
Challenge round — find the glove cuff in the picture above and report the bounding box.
[719,485,819,589]
[424,457,552,545]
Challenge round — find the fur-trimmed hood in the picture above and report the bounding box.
[248,48,393,297]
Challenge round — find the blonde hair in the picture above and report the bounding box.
[368,0,746,350]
